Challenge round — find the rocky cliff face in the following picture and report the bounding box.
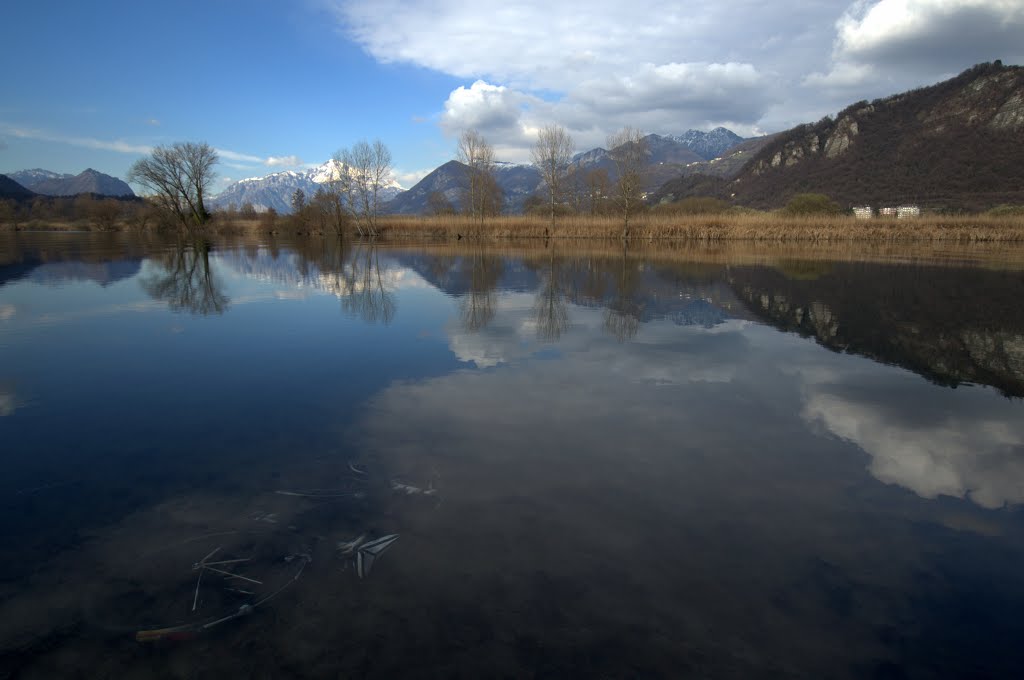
[688,62,1024,211]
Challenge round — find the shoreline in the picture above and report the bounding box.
[4,211,1024,243]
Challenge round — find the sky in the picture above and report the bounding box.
[1,0,1021,193]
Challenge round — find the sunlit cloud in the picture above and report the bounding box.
[265,155,304,168]
[393,167,433,187]
[330,0,1024,152]
[808,0,1024,90]
[146,118,161,127]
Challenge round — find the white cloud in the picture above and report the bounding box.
[393,167,434,187]
[265,155,304,168]
[215,148,264,164]
[147,118,161,127]
[332,0,1024,152]
[330,0,842,150]
[0,121,153,155]
[810,0,1024,90]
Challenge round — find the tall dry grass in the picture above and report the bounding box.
[9,211,1024,244]
[375,212,1024,242]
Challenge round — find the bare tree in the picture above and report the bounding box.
[309,186,349,236]
[585,168,611,216]
[127,142,218,235]
[457,129,497,228]
[531,124,575,231]
[607,128,648,240]
[334,139,392,238]
[427,190,456,216]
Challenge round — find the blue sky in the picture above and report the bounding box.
[2,0,1022,193]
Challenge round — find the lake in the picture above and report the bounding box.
[2,231,1024,678]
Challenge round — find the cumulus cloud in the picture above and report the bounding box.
[393,167,434,187]
[809,0,1024,89]
[330,0,848,150]
[439,67,772,160]
[332,0,1024,153]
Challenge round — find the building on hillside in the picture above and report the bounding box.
[853,206,873,219]
[879,207,898,217]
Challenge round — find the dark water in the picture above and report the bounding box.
[2,232,1024,678]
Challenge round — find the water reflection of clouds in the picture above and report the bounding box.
[0,303,15,320]
[447,292,754,385]
[389,293,1024,510]
[801,374,1024,509]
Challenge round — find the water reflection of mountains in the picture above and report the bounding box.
[0,256,141,288]
[390,251,745,328]
[0,233,145,288]
[729,263,1024,397]
[223,243,1024,396]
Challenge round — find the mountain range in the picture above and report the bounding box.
[0,174,36,200]
[208,159,403,214]
[655,61,1024,211]
[8,63,1021,216]
[6,168,134,197]
[387,128,751,215]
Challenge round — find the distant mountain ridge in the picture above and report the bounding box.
[0,174,35,200]
[655,62,1024,210]
[7,168,134,197]
[210,160,404,214]
[388,128,750,215]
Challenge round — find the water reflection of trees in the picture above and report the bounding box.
[140,239,228,315]
[459,250,504,332]
[340,246,396,324]
[603,247,645,342]
[290,238,396,324]
[530,249,569,341]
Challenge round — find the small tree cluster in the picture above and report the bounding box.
[782,193,841,216]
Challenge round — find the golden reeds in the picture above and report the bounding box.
[370,212,1024,242]
[8,211,1024,243]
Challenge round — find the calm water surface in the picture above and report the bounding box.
[2,232,1024,678]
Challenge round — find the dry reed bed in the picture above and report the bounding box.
[369,237,1024,271]
[375,213,1024,242]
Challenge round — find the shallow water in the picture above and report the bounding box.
[2,232,1024,678]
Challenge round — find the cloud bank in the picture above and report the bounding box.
[332,0,1024,158]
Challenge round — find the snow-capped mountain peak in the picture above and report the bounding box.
[211,160,404,214]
